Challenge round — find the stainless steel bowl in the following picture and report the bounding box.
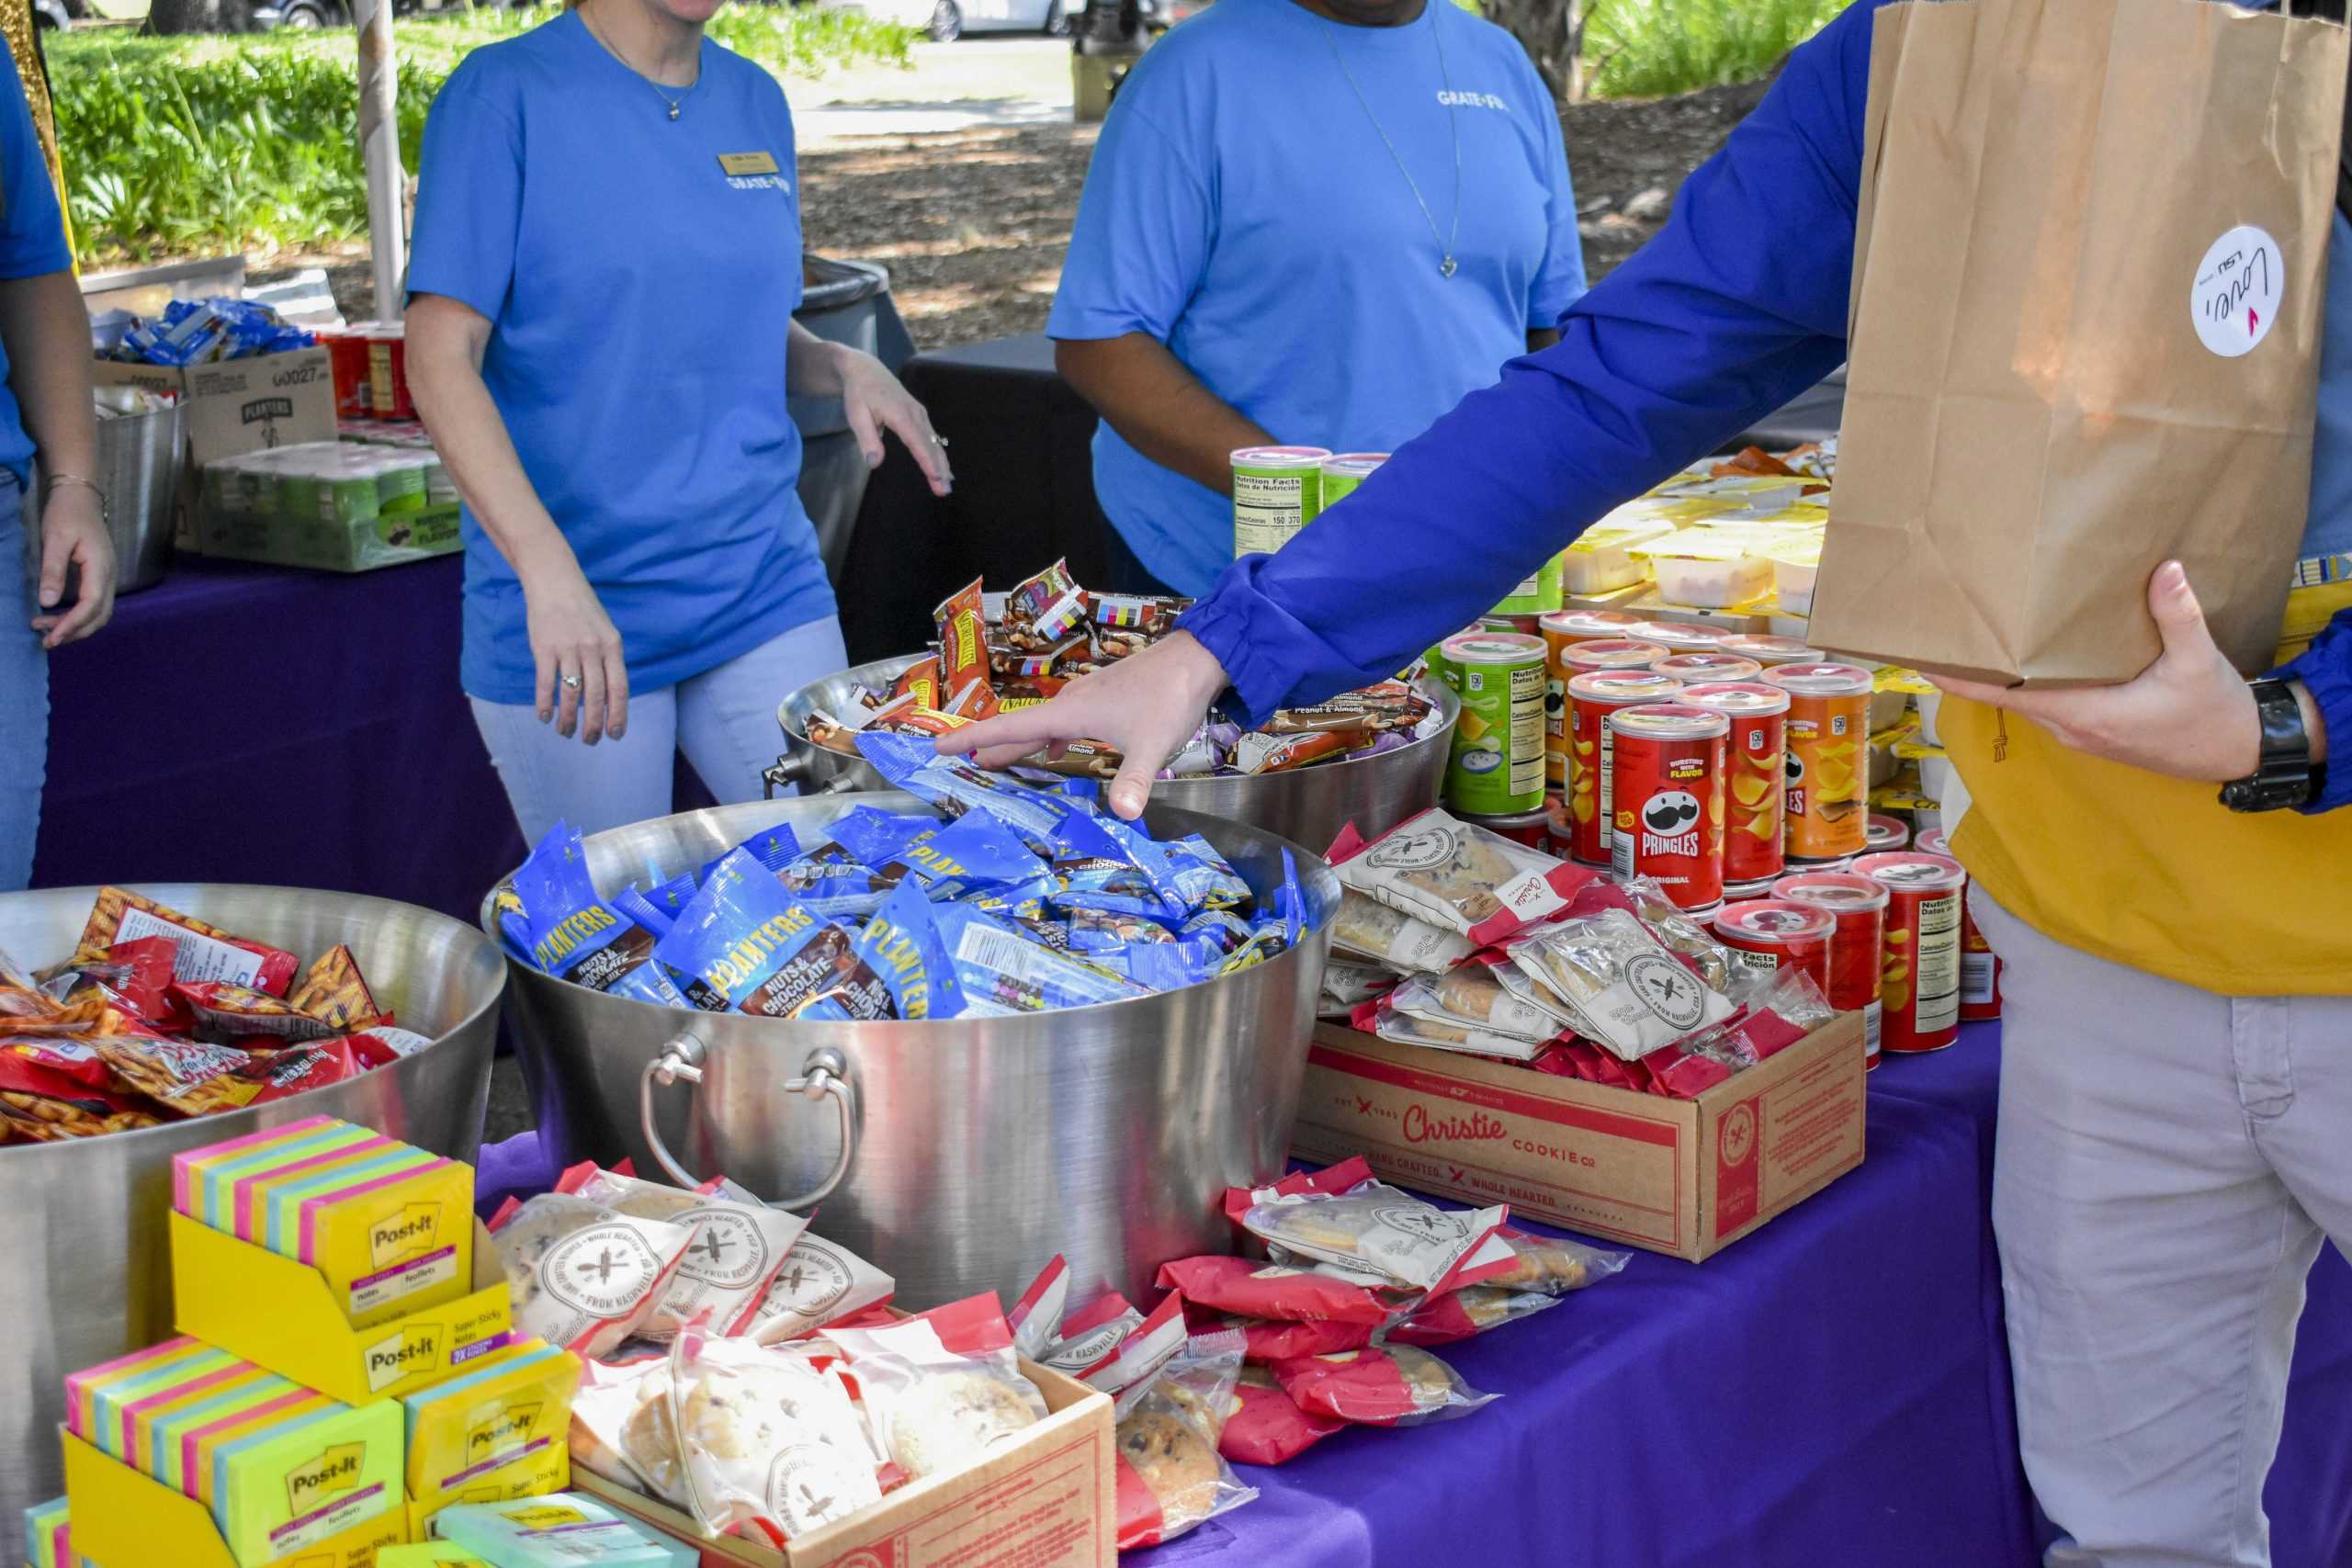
[486,794,1338,1314]
[771,653,1457,853]
[0,885,505,1536]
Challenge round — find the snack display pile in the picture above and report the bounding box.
[805,559,1442,780]
[494,745,1307,1020]
[196,435,462,573]
[96,296,318,367]
[0,888,435,1144]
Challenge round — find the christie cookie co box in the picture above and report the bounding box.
[1291,1012,1867,1262]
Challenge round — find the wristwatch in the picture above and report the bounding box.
[2219,679,2317,812]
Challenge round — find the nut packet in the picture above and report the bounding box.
[668,1331,882,1545]
[929,903,1149,1014]
[508,824,675,1000]
[1005,558,1087,646]
[1332,810,1600,950]
[1329,886,1469,974]
[1504,908,1737,1063]
[653,850,891,1021]
[559,1163,808,1340]
[1385,1287,1563,1348]
[1162,835,1251,914]
[1114,1329,1255,1551]
[1047,814,1187,923]
[849,881,967,1021]
[743,1227,897,1346]
[855,732,1094,858]
[824,807,941,880]
[175,982,345,1045]
[1242,1174,1512,1294]
[287,944,385,1032]
[888,658,944,711]
[822,1294,1047,1482]
[1269,1345,1498,1427]
[1221,1366,1346,1467]
[933,578,996,710]
[1151,1257,1394,1328]
[1064,906,1176,959]
[487,1191,698,1359]
[900,808,1046,899]
[69,887,300,996]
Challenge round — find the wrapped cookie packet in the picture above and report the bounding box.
[1114,1329,1256,1551]
[821,1294,1050,1483]
[488,1190,699,1360]
[1269,1344,1498,1428]
[1331,808,1600,951]
[553,1162,808,1342]
[1229,1156,1518,1297]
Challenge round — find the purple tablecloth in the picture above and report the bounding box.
[30,555,527,924]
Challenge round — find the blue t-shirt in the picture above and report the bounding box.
[0,51,70,487]
[408,13,835,705]
[1047,0,1586,596]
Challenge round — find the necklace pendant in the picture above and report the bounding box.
[1440,255,1457,279]
[667,102,681,120]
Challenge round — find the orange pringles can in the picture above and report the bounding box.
[1712,899,1835,996]
[1652,652,1763,684]
[1545,634,1668,796]
[1562,670,1682,866]
[1772,870,1889,1068]
[1763,662,1874,863]
[1607,701,1728,913]
[1917,829,2001,1021]
[1680,681,1789,895]
[1849,852,1967,1054]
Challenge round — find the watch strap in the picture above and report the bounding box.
[2218,680,2315,813]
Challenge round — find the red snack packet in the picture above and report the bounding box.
[93,936,184,1029]
[220,1038,360,1104]
[1153,1256,1393,1327]
[1385,1286,1561,1348]
[344,1027,435,1070]
[288,944,385,1032]
[1190,1311,1376,1364]
[70,888,300,997]
[933,579,996,710]
[1220,1366,1346,1466]
[175,982,343,1045]
[1270,1345,1498,1428]
[91,1037,255,1117]
[4,1037,115,1089]
[0,1050,164,1140]
[888,658,944,711]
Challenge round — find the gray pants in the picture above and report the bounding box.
[1978,891,2352,1568]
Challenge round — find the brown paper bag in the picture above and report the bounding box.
[1814,0,2349,684]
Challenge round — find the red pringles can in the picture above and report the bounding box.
[1916,829,2001,1021]
[1712,900,1835,995]
[1849,852,1967,1054]
[366,322,414,422]
[1561,669,1682,866]
[1651,651,1763,685]
[1680,681,1789,896]
[1865,813,1910,854]
[1607,702,1728,913]
[1772,871,1889,1068]
[316,325,372,419]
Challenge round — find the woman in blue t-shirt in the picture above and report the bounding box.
[407,0,949,844]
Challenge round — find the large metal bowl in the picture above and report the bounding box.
[487,793,1338,1313]
[772,653,1457,853]
[0,884,505,1540]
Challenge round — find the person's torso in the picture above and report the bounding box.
[450,14,830,700]
[1095,0,1563,593]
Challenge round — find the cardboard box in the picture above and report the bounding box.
[570,1355,1117,1568]
[1291,1013,1867,1262]
[196,498,461,572]
[94,345,338,550]
[62,1431,411,1568]
[172,1213,515,1406]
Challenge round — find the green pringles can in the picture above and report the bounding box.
[1415,619,1485,689]
[1319,451,1390,510]
[1492,551,1566,616]
[1441,631,1548,815]
[1231,446,1332,559]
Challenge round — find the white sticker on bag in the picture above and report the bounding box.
[2190,225,2282,359]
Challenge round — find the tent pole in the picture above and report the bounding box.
[356,0,405,321]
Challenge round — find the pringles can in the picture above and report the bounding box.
[1544,626,1665,794]
[1866,814,1911,854]
[1422,620,1486,692]
[1230,446,1331,558]
[1712,900,1835,995]
[1441,632,1547,816]
[1772,870,1889,1067]
[1722,634,1819,667]
[1459,807,1553,849]
[1320,451,1388,509]
[1652,652,1764,685]
[1493,552,1566,617]
[1680,681,1789,894]
[1562,670,1684,865]
[1917,829,2001,1021]
[1849,852,1967,1054]
[1630,619,1743,655]
[1606,701,1728,912]
[1763,662,1874,863]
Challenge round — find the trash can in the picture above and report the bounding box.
[791,254,916,584]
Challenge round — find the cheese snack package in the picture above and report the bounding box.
[174,982,345,1044]
[489,1191,698,1359]
[557,1163,806,1339]
[431,1494,693,1567]
[401,1337,580,1506]
[69,886,300,995]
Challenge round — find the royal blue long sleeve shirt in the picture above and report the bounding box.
[1178,0,2352,812]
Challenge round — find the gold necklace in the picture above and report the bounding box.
[581,6,700,121]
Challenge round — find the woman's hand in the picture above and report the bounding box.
[944,631,1232,819]
[795,336,954,499]
[30,484,114,649]
[1928,560,2273,781]
[523,553,628,744]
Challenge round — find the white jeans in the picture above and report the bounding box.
[469,615,848,846]
[1979,890,2352,1568]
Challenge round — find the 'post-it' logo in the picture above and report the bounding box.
[467,1402,544,1462]
[370,1203,441,1268]
[286,1442,364,1512]
[365,1321,447,1392]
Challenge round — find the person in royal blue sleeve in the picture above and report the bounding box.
[1046,0,1586,597]
[405,0,951,844]
[0,46,109,892]
[964,5,2352,1562]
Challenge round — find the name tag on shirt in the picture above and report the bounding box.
[718,151,780,176]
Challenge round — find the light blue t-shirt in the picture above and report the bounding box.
[1047,0,1587,596]
[408,13,835,705]
[0,51,70,488]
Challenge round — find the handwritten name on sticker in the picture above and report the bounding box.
[2191,224,2282,359]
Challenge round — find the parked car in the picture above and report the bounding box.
[835,0,1072,44]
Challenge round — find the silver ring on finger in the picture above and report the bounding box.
[560,671,583,690]
[931,434,949,447]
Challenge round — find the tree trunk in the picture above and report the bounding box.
[143,0,249,35]
[1486,0,1589,104]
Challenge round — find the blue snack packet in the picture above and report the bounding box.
[653,849,892,1020]
[1047,813,1187,922]
[963,873,1057,923]
[907,809,1046,896]
[929,902,1151,1012]
[1174,909,1252,971]
[1218,920,1291,976]
[608,957,692,1009]
[1275,849,1306,948]
[827,806,938,871]
[610,884,679,941]
[856,733,1091,856]
[1122,942,1214,993]
[509,820,671,995]
[1065,907,1176,956]
[775,843,897,922]
[698,823,803,886]
[850,882,967,1021]
[1164,835,1253,913]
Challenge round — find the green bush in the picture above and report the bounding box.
[1583,0,1848,99]
[48,6,920,262]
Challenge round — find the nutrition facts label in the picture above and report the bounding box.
[1914,892,1962,1034]
[1233,472,1309,557]
[1504,663,1545,798]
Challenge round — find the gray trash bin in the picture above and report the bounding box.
[791,254,916,584]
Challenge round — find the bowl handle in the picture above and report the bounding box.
[639,1033,857,1211]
